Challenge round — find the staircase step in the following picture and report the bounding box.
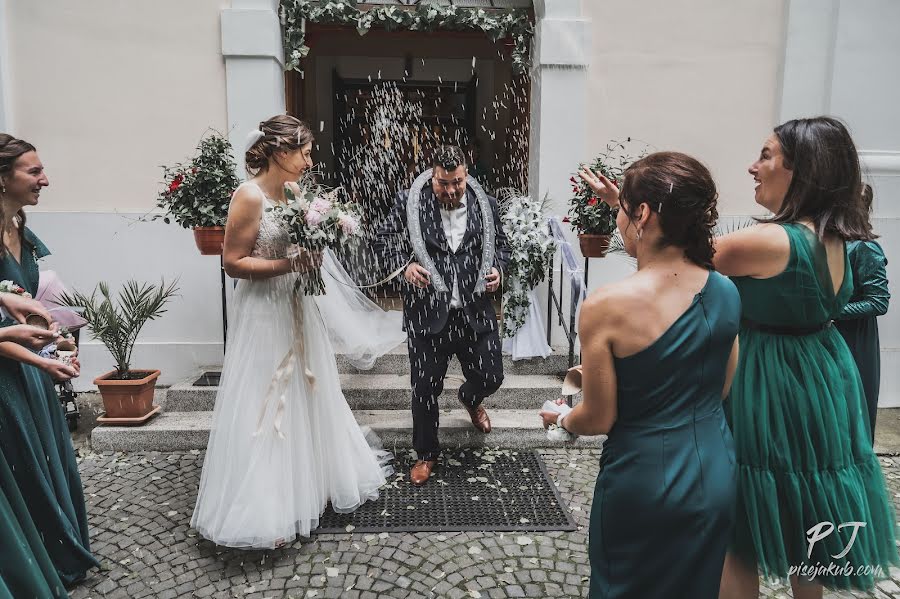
[90,409,602,453]
[162,374,564,412]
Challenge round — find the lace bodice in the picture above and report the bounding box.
[239,182,291,259]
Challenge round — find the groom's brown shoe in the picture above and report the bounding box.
[461,401,492,434]
[410,460,436,486]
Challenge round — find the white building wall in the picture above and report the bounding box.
[4,0,897,397]
[6,0,232,388]
[779,0,900,406]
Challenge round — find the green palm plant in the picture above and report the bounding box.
[58,280,179,379]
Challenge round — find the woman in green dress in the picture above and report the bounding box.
[544,152,740,598]
[712,117,898,597]
[834,184,889,444]
[0,134,99,585]
[0,293,68,599]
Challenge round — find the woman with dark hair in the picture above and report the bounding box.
[191,115,393,548]
[0,133,99,586]
[586,118,898,596]
[834,184,889,445]
[543,152,740,598]
[714,117,898,597]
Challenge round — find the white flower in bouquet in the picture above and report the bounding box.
[337,211,359,236]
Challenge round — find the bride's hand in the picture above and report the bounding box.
[578,167,620,208]
[290,249,323,273]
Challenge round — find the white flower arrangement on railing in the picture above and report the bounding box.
[500,192,556,338]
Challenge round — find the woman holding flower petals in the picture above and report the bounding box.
[191,115,395,549]
[0,134,98,587]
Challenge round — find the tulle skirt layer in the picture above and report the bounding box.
[191,274,392,548]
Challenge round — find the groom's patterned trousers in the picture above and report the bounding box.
[408,309,504,461]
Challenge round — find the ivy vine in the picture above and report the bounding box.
[280,1,534,74]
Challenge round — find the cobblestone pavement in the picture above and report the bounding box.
[70,450,900,598]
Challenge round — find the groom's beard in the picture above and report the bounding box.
[437,189,464,209]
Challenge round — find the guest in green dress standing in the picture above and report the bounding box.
[544,152,740,598]
[0,295,68,599]
[0,134,99,585]
[834,184,889,444]
[712,117,898,597]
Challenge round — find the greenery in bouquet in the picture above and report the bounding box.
[567,138,646,236]
[500,193,556,338]
[154,131,241,229]
[272,180,362,296]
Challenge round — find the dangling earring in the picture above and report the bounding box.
[636,228,643,241]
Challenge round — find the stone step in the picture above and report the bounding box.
[162,373,564,412]
[333,346,570,375]
[90,409,603,452]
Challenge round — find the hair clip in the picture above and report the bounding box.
[669,182,674,193]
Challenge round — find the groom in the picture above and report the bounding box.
[374,145,510,486]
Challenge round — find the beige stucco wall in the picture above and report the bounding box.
[7,0,229,212]
[582,0,787,215]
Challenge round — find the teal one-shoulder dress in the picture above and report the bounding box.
[588,271,740,598]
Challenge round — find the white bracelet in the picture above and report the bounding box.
[557,414,569,433]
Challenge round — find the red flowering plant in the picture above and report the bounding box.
[154,132,241,228]
[567,138,646,236]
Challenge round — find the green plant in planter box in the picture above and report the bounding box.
[58,280,179,380]
[155,132,240,228]
[567,139,647,236]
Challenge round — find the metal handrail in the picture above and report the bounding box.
[546,217,587,369]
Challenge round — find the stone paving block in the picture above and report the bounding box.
[68,448,900,598]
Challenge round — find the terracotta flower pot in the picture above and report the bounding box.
[193,226,225,255]
[94,369,161,425]
[579,234,612,258]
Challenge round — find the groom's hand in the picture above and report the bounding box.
[485,267,501,292]
[404,263,431,289]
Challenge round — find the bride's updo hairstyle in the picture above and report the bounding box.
[245,115,315,176]
[619,151,719,269]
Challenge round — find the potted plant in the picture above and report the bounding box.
[155,131,241,255]
[58,280,179,425]
[567,139,646,258]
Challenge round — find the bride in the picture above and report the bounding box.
[191,115,402,548]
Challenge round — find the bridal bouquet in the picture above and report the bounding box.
[273,182,362,296]
[500,193,556,337]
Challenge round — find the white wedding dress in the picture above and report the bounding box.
[191,182,402,548]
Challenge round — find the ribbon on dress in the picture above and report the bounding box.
[253,289,317,439]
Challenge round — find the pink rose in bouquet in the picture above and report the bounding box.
[305,208,325,227]
[310,197,332,214]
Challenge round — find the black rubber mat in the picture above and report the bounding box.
[192,371,221,387]
[312,449,577,534]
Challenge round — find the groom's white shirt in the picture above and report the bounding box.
[439,196,467,309]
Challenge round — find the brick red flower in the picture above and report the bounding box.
[169,174,184,193]
[588,197,598,206]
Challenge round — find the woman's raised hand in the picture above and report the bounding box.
[578,167,620,208]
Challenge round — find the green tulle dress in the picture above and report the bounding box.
[0,228,99,585]
[728,223,898,590]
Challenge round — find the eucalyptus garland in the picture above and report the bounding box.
[280,1,534,74]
